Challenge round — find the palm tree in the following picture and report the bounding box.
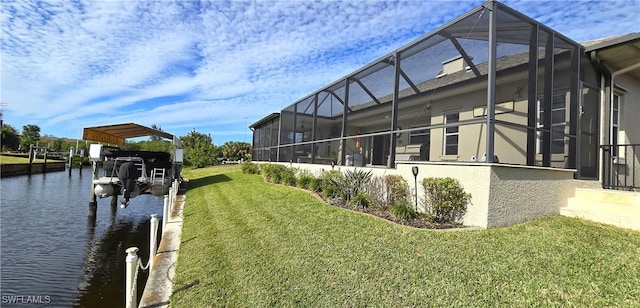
[221,141,251,161]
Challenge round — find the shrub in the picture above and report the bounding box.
[386,175,411,207]
[260,164,274,180]
[296,170,314,189]
[340,169,373,201]
[389,202,417,220]
[283,173,297,186]
[309,177,323,193]
[349,192,371,209]
[241,162,260,174]
[320,170,343,199]
[260,164,288,183]
[421,177,471,223]
[365,175,410,211]
[282,168,297,186]
[365,176,386,209]
[280,167,297,186]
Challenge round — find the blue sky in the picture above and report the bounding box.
[1,0,638,145]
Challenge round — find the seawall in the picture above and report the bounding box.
[1,162,67,177]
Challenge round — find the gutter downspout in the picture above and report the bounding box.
[590,51,611,185]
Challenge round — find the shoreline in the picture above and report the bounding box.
[1,162,67,177]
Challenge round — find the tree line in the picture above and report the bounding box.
[1,123,251,168]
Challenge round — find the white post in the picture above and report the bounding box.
[173,179,178,198]
[169,186,174,211]
[149,214,159,272]
[125,247,139,308]
[173,180,178,198]
[163,195,169,232]
[69,147,74,167]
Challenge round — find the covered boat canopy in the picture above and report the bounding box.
[83,123,175,146]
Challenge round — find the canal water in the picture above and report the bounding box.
[1,168,164,307]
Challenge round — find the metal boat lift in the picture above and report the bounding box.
[82,123,183,216]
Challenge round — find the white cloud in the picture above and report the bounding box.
[1,0,638,144]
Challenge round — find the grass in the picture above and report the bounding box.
[172,165,640,307]
[0,153,48,164]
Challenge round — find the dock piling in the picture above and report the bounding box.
[163,195,169,232]
[149,214,159,272]
[28,145,34,175]
[88,202,97,217]
[110,194,118,209]
[43,149,48,174]
[125,247,139,308]
[68,147,74,176]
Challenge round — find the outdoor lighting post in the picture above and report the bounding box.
[412,166,419,211]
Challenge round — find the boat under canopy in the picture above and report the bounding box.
[83,123,183,205]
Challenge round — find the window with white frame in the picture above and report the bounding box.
[611,93,621,156]
[536,93,566,154]
[443,113,459,155]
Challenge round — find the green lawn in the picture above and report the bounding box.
[0,153,46,164]
[172,165,640,307]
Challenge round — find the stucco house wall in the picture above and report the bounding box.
[610,73,640,188]
[423,69,573,167]
[485,165,576,228]
[616,75,639,146]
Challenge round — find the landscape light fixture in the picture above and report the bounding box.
[412,166,419,211]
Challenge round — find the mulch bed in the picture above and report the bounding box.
[320,195,463,230]
[262,178,464,230]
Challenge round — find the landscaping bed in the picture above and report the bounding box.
[324,195,462,229]
[244,162,470,229]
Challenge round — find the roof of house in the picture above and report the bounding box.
[249,113,280,129]
[583,32,640,80]
[583,32,640,51]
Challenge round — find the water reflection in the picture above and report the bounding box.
[0,168,163,307]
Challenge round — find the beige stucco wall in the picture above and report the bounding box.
[423,70,573,168]
[613,74,640,146]
[396,162,491,228]
[612,74,640,188]
[396,162,575,228]
[425,79,537,165]
[485,164,576,228]
[263,161,576,229]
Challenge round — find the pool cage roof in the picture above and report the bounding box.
[260,0,581,123]
[253,0,584,168]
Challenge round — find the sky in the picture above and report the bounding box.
[1,0,638,145]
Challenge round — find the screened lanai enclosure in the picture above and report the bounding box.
[251,0,596,178]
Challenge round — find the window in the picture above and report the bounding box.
[409,126,430,145]
[536,93,566,154]
[443,113,459,155]
[612,94,621,156]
